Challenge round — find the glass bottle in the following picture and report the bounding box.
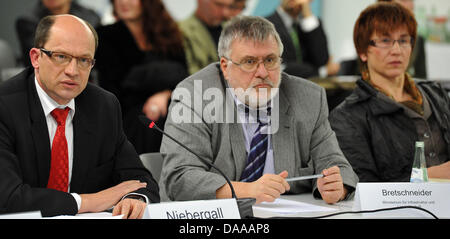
[410,141,428,183]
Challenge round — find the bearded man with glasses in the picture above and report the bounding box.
[0,15,159,218]
[160,16,358,204]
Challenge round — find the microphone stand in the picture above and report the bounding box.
[139,116,255,218]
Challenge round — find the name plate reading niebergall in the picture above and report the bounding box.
[145,198,241,219]
[353,182,450,218]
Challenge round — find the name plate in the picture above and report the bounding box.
[144,198,241,219]
[353,182,450,218]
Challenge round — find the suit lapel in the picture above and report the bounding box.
[216,69,246,180]
[227,81,296,179]
[273,12,297,60]
[272,85,296,177]
[224,84,247,180]
[27,74,52,187]
[69,97,96,192]
[229,122,247,180]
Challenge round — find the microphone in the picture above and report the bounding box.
[139,115,255,218]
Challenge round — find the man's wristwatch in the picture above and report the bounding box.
[122,193,148,204]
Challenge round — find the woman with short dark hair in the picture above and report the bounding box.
[330,2,450,182]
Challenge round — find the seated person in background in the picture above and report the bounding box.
[16,0,101,67]
[0,15,159,218]
[179,0,234,75]
[95,0,187,154]
[329,2,450,182]
[378,0,427,79]
[160,16,358,204]
[229,0,247,17]
[266,0,340,78]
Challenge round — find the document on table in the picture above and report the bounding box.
[0,211,42,219]
[253,198,337,215]
[50,212,124,219]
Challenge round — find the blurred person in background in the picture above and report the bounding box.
[267,0,340,78]
[179,0,234,75]
[16,0,101,67]
[95,0,187,154]
[229,0,247,17]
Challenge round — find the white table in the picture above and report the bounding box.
[252,193,438,219]
[252,194,357,219]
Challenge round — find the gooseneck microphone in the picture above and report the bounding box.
[139,115,255,218]
[138,115,237,198]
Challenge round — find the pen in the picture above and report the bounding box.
[285,174,324,182]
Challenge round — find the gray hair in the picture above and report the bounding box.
[218,16,284,58]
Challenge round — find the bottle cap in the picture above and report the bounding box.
[415,141,424,147]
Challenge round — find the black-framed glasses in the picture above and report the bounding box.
[369,37,413,49]
[225,55,282,73]
[40,48,95,69]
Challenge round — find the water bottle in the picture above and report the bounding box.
[410,141,428,183]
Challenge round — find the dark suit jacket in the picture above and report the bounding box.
[267,11,329,78]
[410,35,427,79]
[0,68,159,217]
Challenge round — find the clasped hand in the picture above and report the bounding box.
[247,166,346,204]
[79,180,148,219]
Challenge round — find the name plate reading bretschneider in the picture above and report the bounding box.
[353,182,450,218]
[145,198,241,219]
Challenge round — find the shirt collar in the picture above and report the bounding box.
[365,73,424,115]
[34,77,75,117]
[226,84,272,124]
[277,7,295,30]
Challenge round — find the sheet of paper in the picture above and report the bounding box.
[0,211,42,219]
[50,212,123,219]
[253,198,337,215]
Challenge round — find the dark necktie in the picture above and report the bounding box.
[240,107,271,182]
[47,107,70,192]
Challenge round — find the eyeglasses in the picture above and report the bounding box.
[369,37,413,49]
[226,55,282,73]
[40,48,95,69]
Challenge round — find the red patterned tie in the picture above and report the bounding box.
[47,107,70,192]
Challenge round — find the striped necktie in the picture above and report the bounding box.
[240,107,271,182]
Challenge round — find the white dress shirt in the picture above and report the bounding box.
[276,7,328,77]
[276,7,319,34]
[228,88,275,175]
[34,78,82,211]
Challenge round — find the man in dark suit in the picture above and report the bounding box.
[266,0,340,78]
[0,15,159,218]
